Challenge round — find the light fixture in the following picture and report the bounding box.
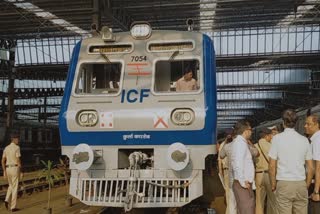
[171,108,195,125]
[130,22,152,39]
[101,26,115,42]
[77,110,98,127]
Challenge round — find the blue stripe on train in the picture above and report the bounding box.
[59,35,217,146]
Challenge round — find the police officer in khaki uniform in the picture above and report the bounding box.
[268,125,279,136]
[1,132,22,212]
[255,128,278,214]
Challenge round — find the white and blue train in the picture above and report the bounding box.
[59,23,216,211]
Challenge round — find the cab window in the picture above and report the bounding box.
[154,59,200,93]
[75,63,122,95]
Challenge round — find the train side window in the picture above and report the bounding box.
[76,63,122,95]
[154,59,200,93]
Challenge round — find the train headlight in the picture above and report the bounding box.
[79,114,88,124]
[77,110,98,127]
[171,108,194,125]
[167,142,190,171]
[130,22,152,39]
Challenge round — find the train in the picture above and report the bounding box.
[59,22,217,212]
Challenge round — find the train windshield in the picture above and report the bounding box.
[75,63,122,95]
[154,59,200,93]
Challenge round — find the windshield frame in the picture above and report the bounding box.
[151,56,203,96]
[72,60,124,97]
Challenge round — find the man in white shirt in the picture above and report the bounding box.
[305,114,320,213]
[269,109,314,214]
[230,120,255,214]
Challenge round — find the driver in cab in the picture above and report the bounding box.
[176,67,197,92]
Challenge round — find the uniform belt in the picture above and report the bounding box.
[6,164,18,168]
[233,179,253,185]
[234,179,252,183]
[223,167,228,170]
[256,170,268,173]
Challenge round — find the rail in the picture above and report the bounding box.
[0,176,66,200]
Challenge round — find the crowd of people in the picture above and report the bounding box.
[1,107,319,213]
[218,109,320,214]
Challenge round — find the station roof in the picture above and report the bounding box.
[1,0,319,37]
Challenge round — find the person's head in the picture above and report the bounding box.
[183,67,193,81]
[282,109,297,128]
[216,139,224,151]
[234,120,252,140]
[10,132,20,145]
[304,114,320,136]
[225,134,233,143]
[259,127,273,142]
[268,125,279,136]
[224,129,233,143]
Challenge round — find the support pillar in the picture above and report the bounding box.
[4,39,16,145]
[92,0,101,32]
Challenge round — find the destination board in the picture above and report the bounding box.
[89,45,132,53]
[149,42,193,51]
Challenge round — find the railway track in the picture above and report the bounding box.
[0,164,43,175]
[0,176,66,200]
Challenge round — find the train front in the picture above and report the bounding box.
[59,23,216,211]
